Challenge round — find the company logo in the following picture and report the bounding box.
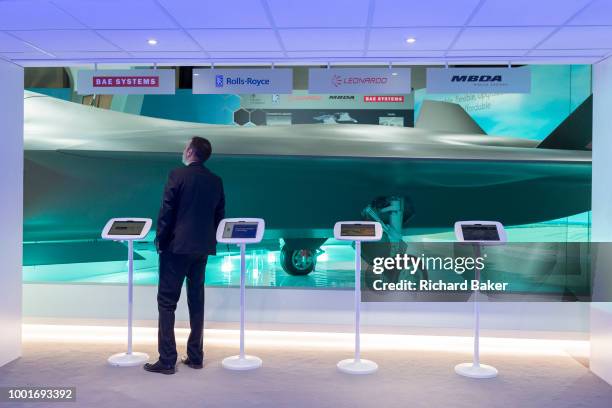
[215,75,224,88]
[92,76,159,87]
[331,75,389,87]
[364,95,404,103]
[329,95,355,100]
[451,75,502,82]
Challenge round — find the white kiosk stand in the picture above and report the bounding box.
[101,218,152,367]
[454,221,507,379]
[334,221,383,375]
[216,218,265,371]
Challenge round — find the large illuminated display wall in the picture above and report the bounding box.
[23,65,592,293]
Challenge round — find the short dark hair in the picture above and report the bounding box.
[189,136,212,162]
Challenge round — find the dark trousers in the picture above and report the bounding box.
[157,252,208,366]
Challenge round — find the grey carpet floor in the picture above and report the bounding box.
[1,340,611,408]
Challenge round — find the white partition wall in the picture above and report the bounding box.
[591,56,612,385]
[0,58,24,367]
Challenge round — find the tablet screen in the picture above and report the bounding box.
[340,224,376,237]
[461,224,500,241]
[108,221,146,236]
[223,222,259,239]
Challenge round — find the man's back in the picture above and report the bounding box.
[156,162,225,255]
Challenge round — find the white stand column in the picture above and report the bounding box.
[455,244,497,379]
[223,243,262,370]
[338,241,378,374]
[108,240,149,366]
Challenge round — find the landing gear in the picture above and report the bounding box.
[280,238,327,276]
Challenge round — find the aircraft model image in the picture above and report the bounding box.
[24,91,591,275]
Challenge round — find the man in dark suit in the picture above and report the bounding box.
[144,136,225,375]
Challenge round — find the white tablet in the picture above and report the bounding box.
[216,218,265,244]
[454,221,507,245]
[333,221,383,242]
[101,218,152,240]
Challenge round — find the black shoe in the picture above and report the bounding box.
[143,360,176,375]
[181,356,203,369]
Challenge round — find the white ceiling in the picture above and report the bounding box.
[1,0,611,66]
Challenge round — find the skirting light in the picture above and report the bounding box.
[22,324,589,358]
[147,38,158,46]
[405,37,417,44]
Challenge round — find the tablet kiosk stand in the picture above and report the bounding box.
[108,239,149,367]
[337,240,378,375]
[222,242,263,371]
[454,243,498,379]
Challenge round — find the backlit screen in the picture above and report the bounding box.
[461,224,500,241]
[340,224,376,237]
[223,222,259,239]
[108,221,146,236]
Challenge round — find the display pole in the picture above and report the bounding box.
[222,243,262,371]
[454,244,497,378]
[239,243,246,359]
[127,239,134,355]
[107,240,149,367]
[337,240,378,375]
[354,241,361,362]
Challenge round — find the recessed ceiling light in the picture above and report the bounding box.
[147,38,158,46]
[405,37,417,44]
[391,72,398,76]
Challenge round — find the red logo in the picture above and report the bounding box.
[93,76,160,87]
[364,95,404,103]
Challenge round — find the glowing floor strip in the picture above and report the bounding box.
[22,324,588,358]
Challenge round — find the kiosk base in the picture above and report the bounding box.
[222,355,263,371]
[455,363,498,378]
[337,359,378,375]
[108,352,149,367]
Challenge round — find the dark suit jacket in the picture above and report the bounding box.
[155,162,225,255]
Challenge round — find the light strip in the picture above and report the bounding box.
[22,324,588,358]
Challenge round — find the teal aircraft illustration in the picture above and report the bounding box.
[24,91,592,275]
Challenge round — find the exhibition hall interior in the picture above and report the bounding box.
[1,0,612,407]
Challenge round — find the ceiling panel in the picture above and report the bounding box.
[453,27,555,50]
[10,30,119,52]
[366,50,446,57]
[0,32,34,52]
[539,26,612,49]
[128,51,208,58]
[267,0,370,27]
[157,0,270,28]
[53,0,178,29]
[372,0,481,27]
[446,49,529,57]
[287,51,365,57]
[0,51,56,60]
[52,51,132,59]
[280,29,365,50]
[97,29,201,51]
[0,0,83,30]
[368,28,459,50]
[469,0,591,26]
[569,0,612,26]
[208,51,286,58]
[189,29,281,51]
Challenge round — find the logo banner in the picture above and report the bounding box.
[193,69,293,94]
[77,69,176,95]
[308,68,411,94]
[426,67,531,94]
